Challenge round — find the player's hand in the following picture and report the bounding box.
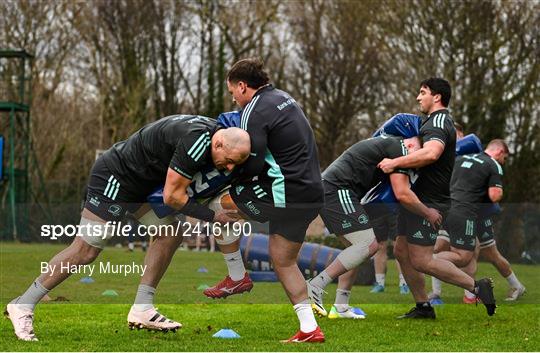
[213,209,240,224]
[378,158,396,173]
[425,208,442,230]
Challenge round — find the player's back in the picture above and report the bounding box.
[451,152,503,213]
[323,136,407,196]
[244,85,323,204]
[102,115,217,190]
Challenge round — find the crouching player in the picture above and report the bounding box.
[305,134,442,318]
[5,115,250,341]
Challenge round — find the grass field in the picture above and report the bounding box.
[1,242,538,351]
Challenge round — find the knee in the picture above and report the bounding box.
[73,240,101,265]
[454,252,474,268]
[410,256,430,273]
[393,243,407,263]
[369,240,379,257]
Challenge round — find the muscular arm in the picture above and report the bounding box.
[389,173,431,218]
[163,168,191,209]
[388,140,444,169]
[488,187,503,203]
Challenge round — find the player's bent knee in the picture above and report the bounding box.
[78,217,113,250]
[337,229,376,270]
[70,237,101,264]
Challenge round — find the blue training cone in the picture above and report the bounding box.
[80,276,94,284]
[197,266,209,273]
[213,328,241,339]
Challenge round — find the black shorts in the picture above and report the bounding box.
[445,208,477,251]
[478,217,495,248]
[369,212,398,242]
[230,180,320,243]
[397,206,444,246]
[84,158,145,221]
[319,181,371,236]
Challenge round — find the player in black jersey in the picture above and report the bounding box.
[5,115,250,341]
[434,139,525,302]
[305,135,442,319]
[378,78,496,318]
[203,58,325,343]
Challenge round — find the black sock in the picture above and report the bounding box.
[416,302,432,310]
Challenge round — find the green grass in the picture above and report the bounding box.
[1,242,539,351]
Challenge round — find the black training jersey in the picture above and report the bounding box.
[238,84,323,207]
[451,152,504,213]
[412,109,456,209]
[323,136,409,196]
[101,115,218,195]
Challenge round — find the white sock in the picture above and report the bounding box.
[16,280,50,311]
[431,276,442,295]
[293,299,318,332]
[224,250,245,281]
[505,272,522,289]
[464,289,476,299]
[133,284,156,312]
[128,242,135,250]
[399,274,407,286]
[375,273,385,286]
[334,289,351,312]
[309,270,333,289]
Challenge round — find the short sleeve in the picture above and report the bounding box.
[421,112,451,146]
[488,158,504,189]
[169,131,211,179]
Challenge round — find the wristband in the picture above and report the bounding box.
[179,198,215,222]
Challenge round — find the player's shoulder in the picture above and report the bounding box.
[423,109,453,130]
[486,155,504,175]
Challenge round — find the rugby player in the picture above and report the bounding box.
[378,78,496,318]
[306,134,442,319]
[204,58,326,343]
[431,139,525,303]
[5,115,250,341]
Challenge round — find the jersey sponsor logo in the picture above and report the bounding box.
[358,214,369,225]
[276,98,296,111]
[455,238,465,245]
[460,161,473,169]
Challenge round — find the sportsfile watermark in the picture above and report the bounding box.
[40,221,252,240]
